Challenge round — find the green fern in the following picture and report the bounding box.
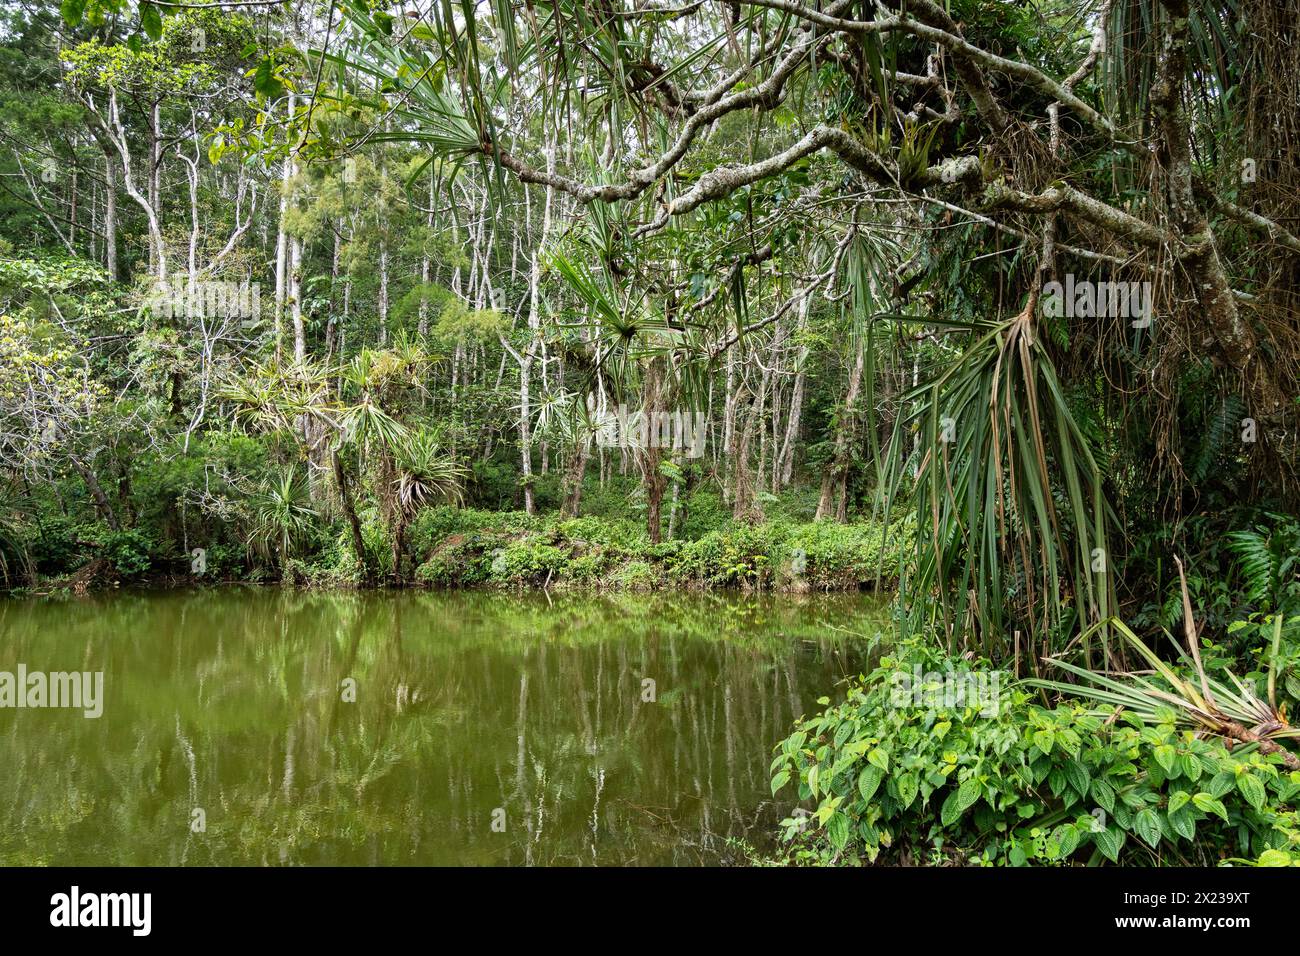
[1187,394,1243,484]
[1227,526,1280,606]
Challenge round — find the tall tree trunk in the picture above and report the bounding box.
[512,136,557,516]
[69,162,78,247]
[97,89,166,285]
[732,384,765,523]
[148,100,160,279]
[815,339,865,522]
[273,94,296,358]
[378,237,389,346]
[102,146,117,281]
[418,170,435,338]
[778,296,811,486]
[518,353,535,513]
[326,226,341,361]
[332,448,372,584]
[722,351,736,504]
[290,232,305,362]
[643,357,667,543]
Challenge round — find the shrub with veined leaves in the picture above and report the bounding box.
[768,639,1300,866]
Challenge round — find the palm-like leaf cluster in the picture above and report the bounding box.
[876,307,1115,665]
[245,465,317,571]
[1033,600,1300,770]
[392,428,465,518]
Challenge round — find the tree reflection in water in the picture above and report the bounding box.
[0,588,888,865]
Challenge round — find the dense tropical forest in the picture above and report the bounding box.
[2,0,1300,868]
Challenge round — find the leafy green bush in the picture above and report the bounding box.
[769,638,1300,866]
[1225,611,1300,721]
[615,560,658,590]
[90,528,155,578]
[672,522,781,587]
[412,530,490,586]
[668,519,907,590]
[408,505,538,547]
[27,515,84,575]
[489,540,568,585]
[192,541,246,580]
[678,488,731,538]
[572,475,644,521]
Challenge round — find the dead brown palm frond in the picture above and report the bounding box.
[1029,555,1300,771]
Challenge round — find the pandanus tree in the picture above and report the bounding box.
[549,249,706,544]
[244,464,316,581]
[387,427,466,583]
[139,0,1298,664]
[221,339,467,585]
[336,340,425,580]
[333,338,466,583]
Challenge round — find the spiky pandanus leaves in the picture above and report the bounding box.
[218,358,339,437]
[392,428,466,518]
[315,2,486,167]
[388,428,466,584]
[877,307,1116,667]
[1031,615,1300,770]
[245,465,317,578]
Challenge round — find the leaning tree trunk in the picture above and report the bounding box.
[390,513,408,586]
[332,449,373,585]
[69,456,120,531]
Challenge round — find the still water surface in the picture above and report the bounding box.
[0,589,887,865]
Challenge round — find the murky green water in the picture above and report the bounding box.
[0,588,888,866]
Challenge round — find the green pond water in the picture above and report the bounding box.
[0,588,889,866]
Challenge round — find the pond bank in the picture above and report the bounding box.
[11,510,912,596]
[407,512,907,593]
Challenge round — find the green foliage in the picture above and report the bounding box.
[242,466,316,570]
[490,540,569,586]
[392,427,466,515]
[0,481,32,584]
[671,519,908,590]
[769,639,1300,866]
[615,560,658,591]
[1226,515,1300,611]
[405,506,904,593]
[1034,617,1297,760]
[91,527,154,578]
[877,315,1115,667]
